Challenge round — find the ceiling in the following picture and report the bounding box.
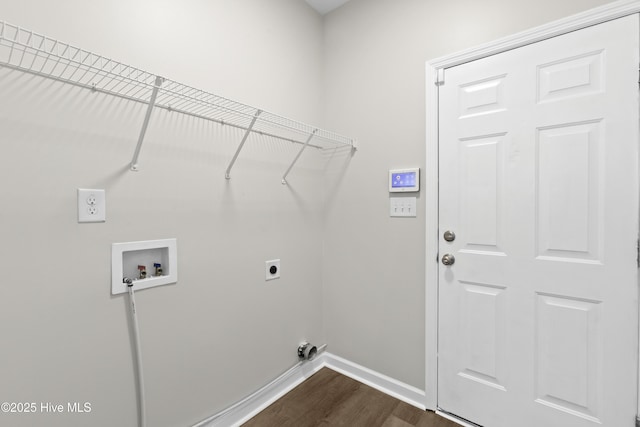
[304,0,351,15]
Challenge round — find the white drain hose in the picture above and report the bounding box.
[125,278,147,427]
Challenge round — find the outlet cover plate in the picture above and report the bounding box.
[78,188,106,223]
[266,259,280,281]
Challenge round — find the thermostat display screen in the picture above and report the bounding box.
[389,168,419,192]
[391,172,417,189]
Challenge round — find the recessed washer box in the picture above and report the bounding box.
[111,238,177,295]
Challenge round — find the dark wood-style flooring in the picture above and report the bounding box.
[242,368,459,427]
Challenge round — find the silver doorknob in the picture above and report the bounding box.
[442,254,455,266]
[443,230,456,242]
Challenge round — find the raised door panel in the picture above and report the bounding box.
[536,121,602,263]
[535,293,602,423]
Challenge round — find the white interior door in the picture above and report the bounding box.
[438,14,639,427]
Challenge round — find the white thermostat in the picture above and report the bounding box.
[389,168,419,192]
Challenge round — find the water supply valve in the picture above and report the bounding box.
[138,265,147,280]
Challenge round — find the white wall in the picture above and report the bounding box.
[0,0,325,122]
[0,1,332,427]
[321,0,618,390]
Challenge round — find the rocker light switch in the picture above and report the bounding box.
[390,197,417,217]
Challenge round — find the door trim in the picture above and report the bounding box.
[424,0,640,412]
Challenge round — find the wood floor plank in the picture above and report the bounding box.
[391,401,425,424]
[320,379,399,426]
[287,373,362,426]
[242,368,461,427]
[381,414,416,427]
[413,410,460,427]
[243,369,356,427]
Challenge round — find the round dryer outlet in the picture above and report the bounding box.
[265,259,280,281]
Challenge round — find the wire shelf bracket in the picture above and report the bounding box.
[131,75,164,171]
[0,20,357,180]
[282,129,317,185]
[225,109,262,180]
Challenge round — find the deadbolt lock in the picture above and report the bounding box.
[443,230,456,242]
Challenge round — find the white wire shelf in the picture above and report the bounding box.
[0,21,356,180]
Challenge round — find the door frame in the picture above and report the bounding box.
[424,0,640,415]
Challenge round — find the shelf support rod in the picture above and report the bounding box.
[130,75,164,171]
[282,129,317,185]
[225,109,262,179]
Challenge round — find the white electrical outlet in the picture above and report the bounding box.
[78,189,106,223]
[265,259,280,281]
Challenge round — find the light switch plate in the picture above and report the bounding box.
[390,197,417,217]
[78,188,106,223]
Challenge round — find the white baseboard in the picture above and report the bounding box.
[322,352,427,411]
[193,356,325,427]
[192,352,427,427]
